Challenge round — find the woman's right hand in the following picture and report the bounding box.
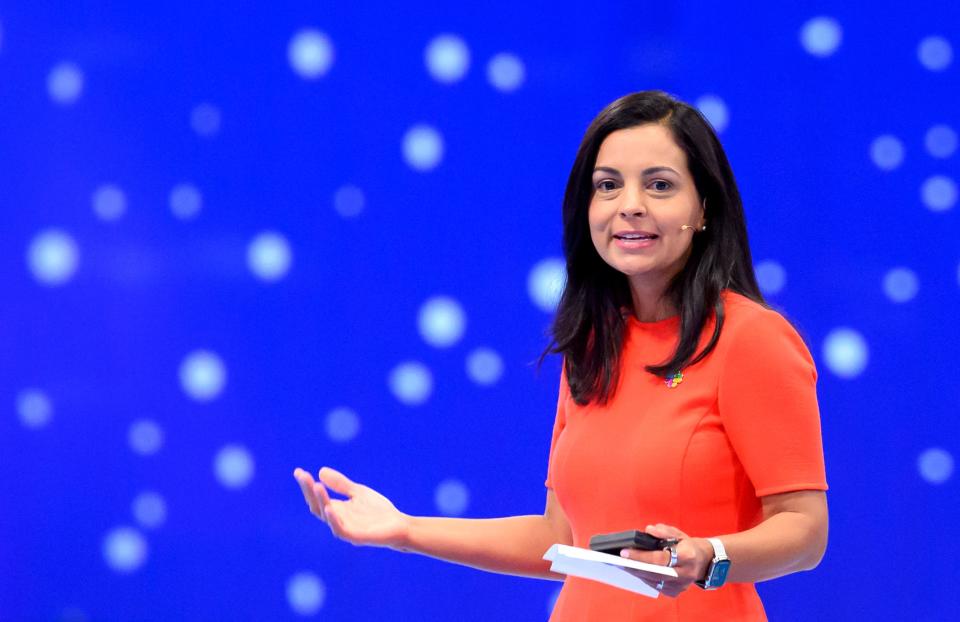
[293,467,411,550]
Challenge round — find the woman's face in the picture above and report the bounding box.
[588,123,705,294]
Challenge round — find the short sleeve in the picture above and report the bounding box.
[544,364,570,489]
[717,309,828,497]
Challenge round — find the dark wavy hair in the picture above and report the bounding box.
[541,91,765,406]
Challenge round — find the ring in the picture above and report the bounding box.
[655,580,665,592]
[664,544,678,568]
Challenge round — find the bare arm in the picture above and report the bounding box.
[293,467,572,580]
[622,489,828,596]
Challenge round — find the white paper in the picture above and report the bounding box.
[543,544,679,598]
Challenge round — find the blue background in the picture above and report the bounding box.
[1,1,958,620]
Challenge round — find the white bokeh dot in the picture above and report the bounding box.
[102,527,148,573]
[402,124,444,172]
[466,347,504,386]
[882,267,919,303]
[16,388,52,429]
[128,419,164,455]
[27,228,79,286]
[754,260,787,295]
[917,36,953,71]
[695,94,729,133]
[190,103,221,137]
[528,258,567,312]
[800,16,842,57]
[925,125,957,159]
[917,448,954,484]
[486,53,525,92]
[921,175,958,212]
[325,407,360,443]
[333,184,365,218]
[434,478,469,516]
[169,183,203,220]
[388,362,433,406]
[214,444,255,489]
[132,491,167,529]
[425,34,470,83]
[286,572,326,616]
[179,350,227,402]
[869,135,905,171]
[822,328,868,379]
[288,29,334,79]
[247,231,292,282]
[47,61,84,105]
[92,184,127,221]
[418,296,466,348]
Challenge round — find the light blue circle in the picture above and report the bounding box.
[402,124,444,171]
[800,16,842,57]
[434,478,469,516]
[487,53,525,92]
[169,183,203,220]
[388,362,433,406]
[92,184,127,221]
[466,347,504,386]
[132,491,167,529]
[882,267,919,303]
[822,328,869,379]
[288,29,334,79]
[925,124,957,159]
[333,184,365,218]
[286,572,326,615]
[128,419,164,455]
[418,296,466,348]
[425,34,470,83]
[921,175,958,212]
[917,36,953,71]
[247,231,292,282]
[214,444,255,489]
[179,350,227,401]
[528,258,567,312]
[918,448,954,484]
[190,103,221,137]
[16,388,52,429]
[102,527,148,573]
[27,228,79,285]
[869,135,905,171]
[325,407,360,443]
[754,260,787,295]
[47,61,84,105]
[695,94,729,133]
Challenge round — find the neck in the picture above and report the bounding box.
[629,280,677,322]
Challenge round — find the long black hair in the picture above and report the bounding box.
[541,91,765,406]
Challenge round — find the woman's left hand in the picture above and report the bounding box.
[619,523,713,598]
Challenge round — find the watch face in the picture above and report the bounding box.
[710,559,731,587]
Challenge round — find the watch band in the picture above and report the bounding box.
[707,537,727,561]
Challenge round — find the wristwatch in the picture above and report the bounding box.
[695,537,731,590]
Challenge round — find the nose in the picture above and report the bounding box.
[619,185,647,218]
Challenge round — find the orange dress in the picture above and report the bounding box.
[545,290,828,621]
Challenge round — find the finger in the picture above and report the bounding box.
[318,466,358,497]
[313,481,332,509]
[620,548,670,566]
[324,501,347,538]
[293,469,326,520]
[645,523,688,539]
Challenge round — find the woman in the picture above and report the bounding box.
[293,90,828,621]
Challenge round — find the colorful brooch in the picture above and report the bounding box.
[664,371,684,388]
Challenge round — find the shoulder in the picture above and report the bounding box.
[717,290,812,363]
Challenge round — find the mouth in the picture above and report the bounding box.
[613,233,659,241]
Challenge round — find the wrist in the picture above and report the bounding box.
[691,537,715,580]
[391,513,415,552]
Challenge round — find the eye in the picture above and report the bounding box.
[595,179,618,192]
[649,179,672,192]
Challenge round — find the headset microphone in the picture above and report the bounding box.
[680,224,706,232]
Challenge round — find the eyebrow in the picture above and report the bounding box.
[593,166,679,176]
